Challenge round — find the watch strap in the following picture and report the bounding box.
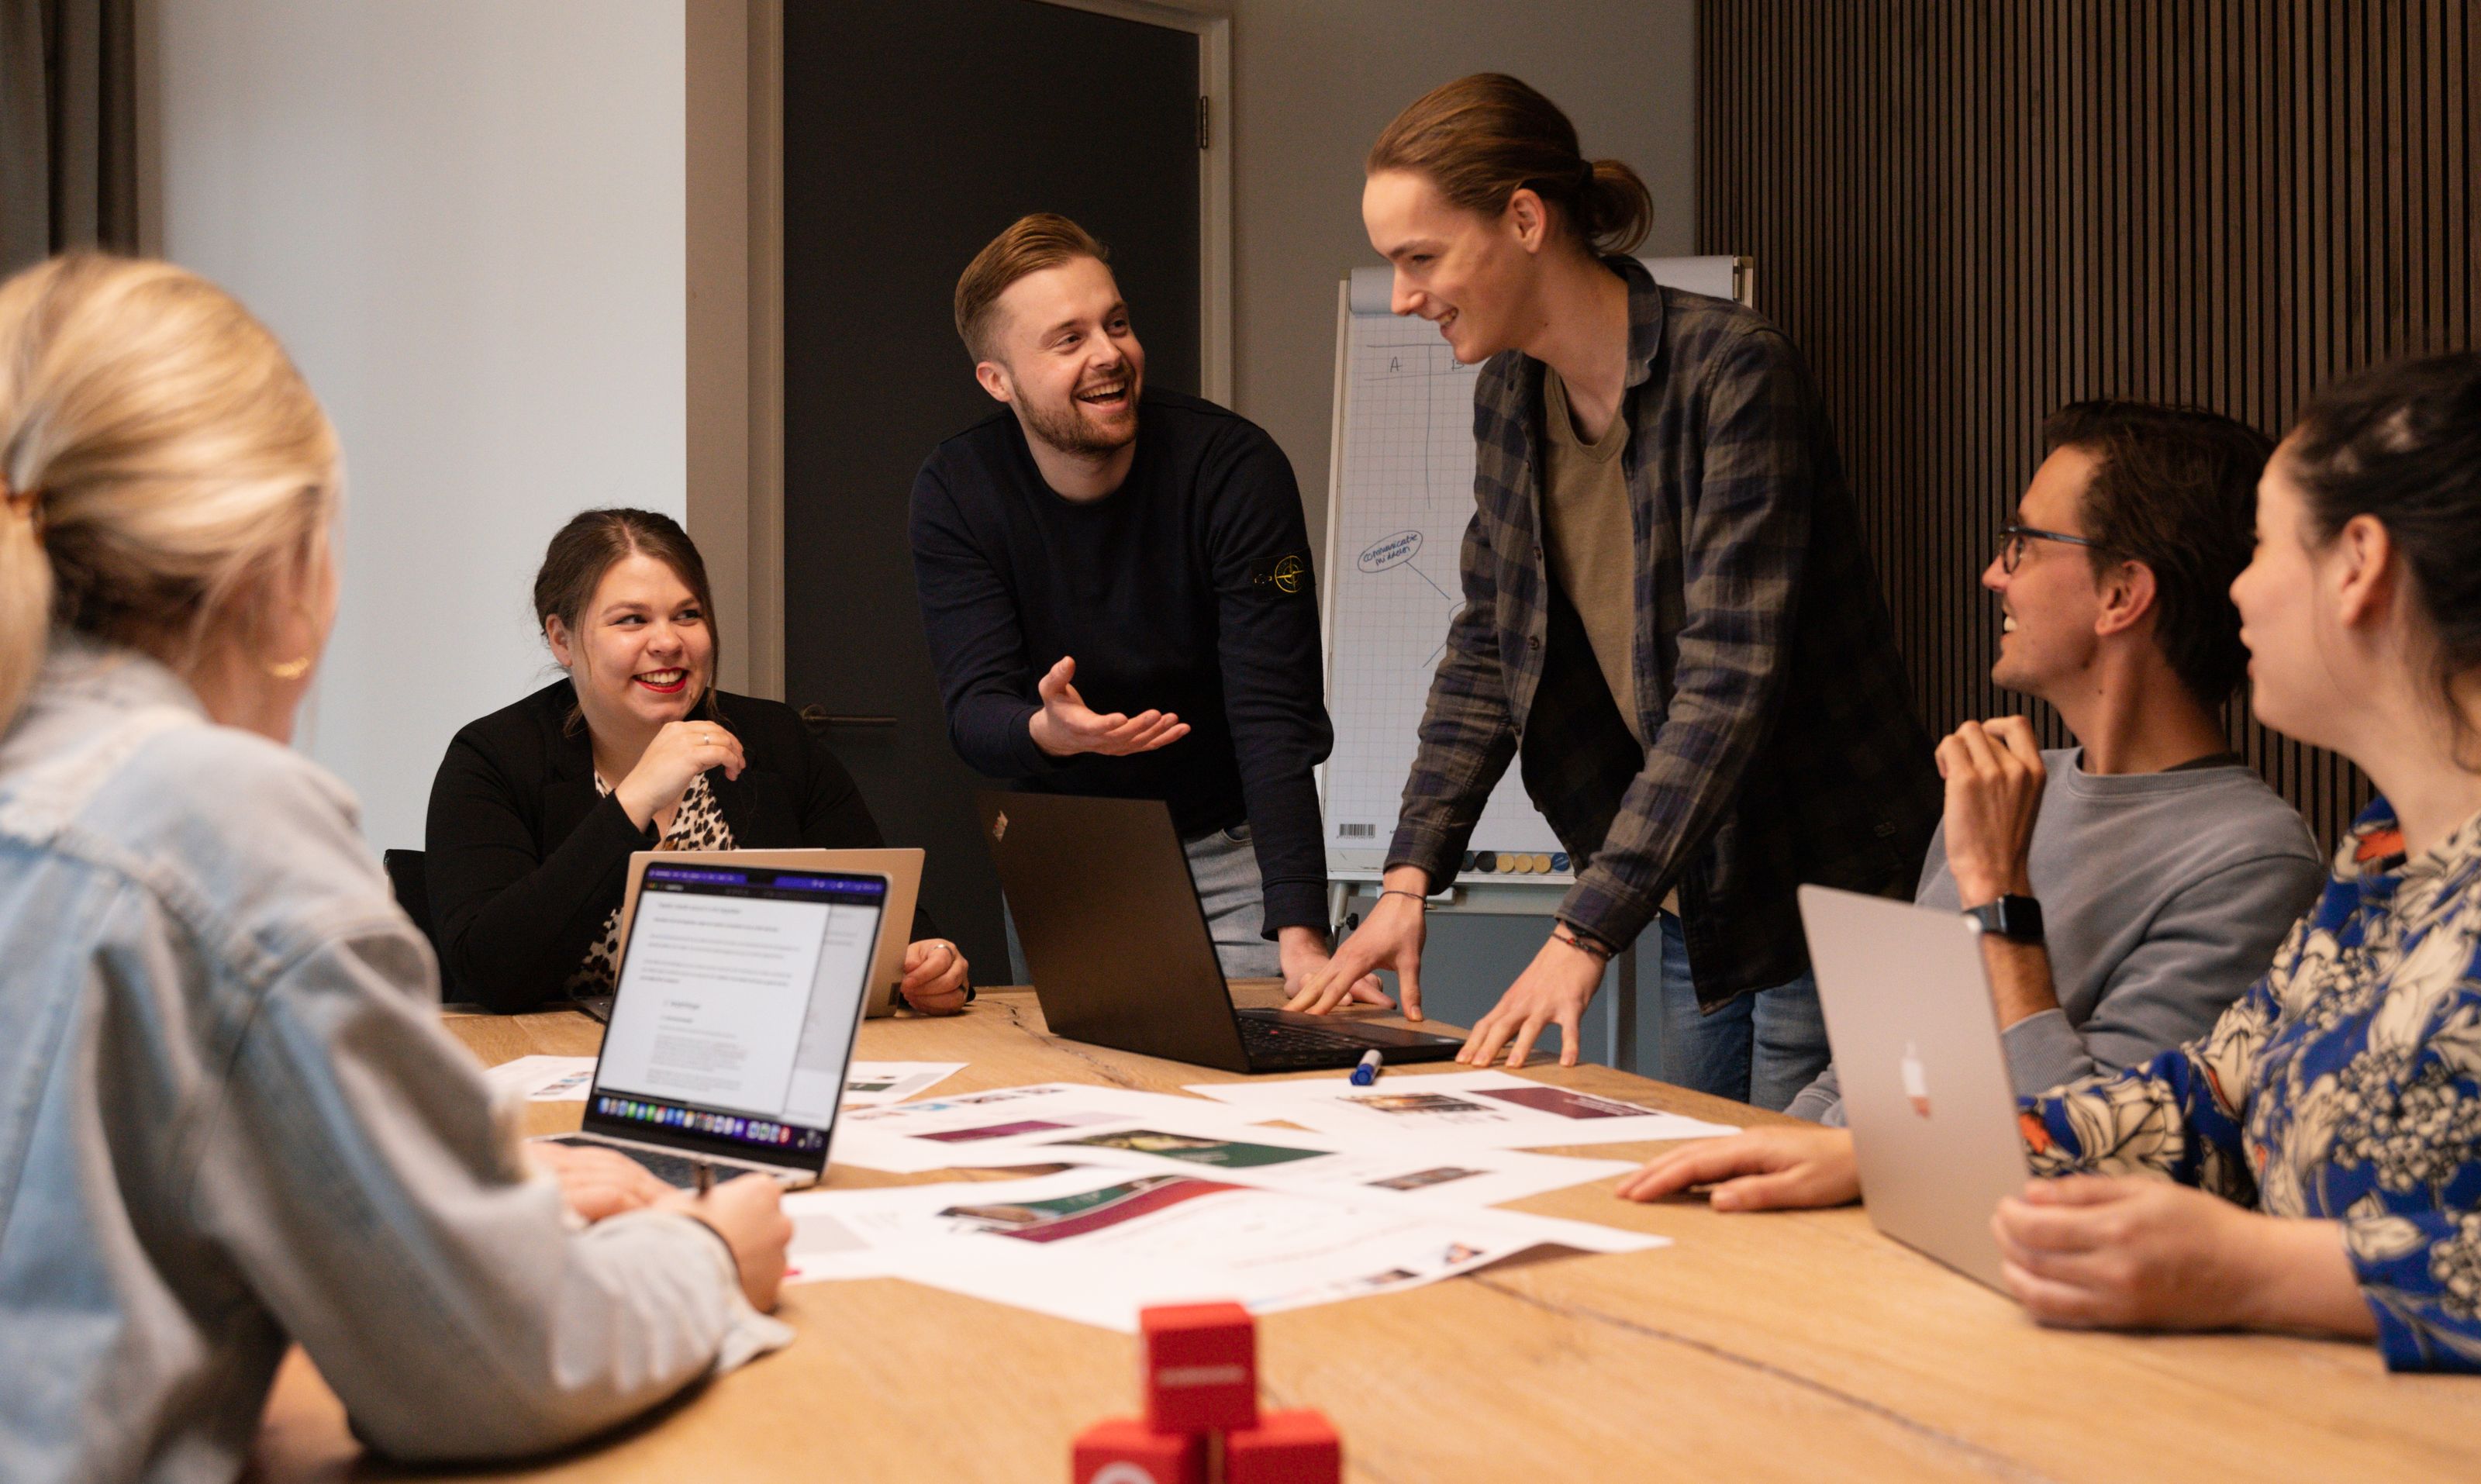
[1964,893,2045,944]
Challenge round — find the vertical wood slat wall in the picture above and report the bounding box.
[1698,0,2480,850]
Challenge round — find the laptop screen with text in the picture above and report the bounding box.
[585,865,885,1165]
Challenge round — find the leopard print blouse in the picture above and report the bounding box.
[565,771,735,993]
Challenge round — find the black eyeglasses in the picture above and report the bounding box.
[1996,523,2101,574]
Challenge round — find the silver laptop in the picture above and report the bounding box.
[616,847,926,1019]
[1797,884,2032,1290]
[539,861,893,1189]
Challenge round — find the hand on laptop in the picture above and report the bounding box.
[525,1141,675,1222]
[1938,716,2045,903]
[899,937,971,1013]
[1277,925,1389,1008]
[1288,867,1428,1017]
[668,1175,795,1313]
[1615,1127,1862,1210]
[1027,656,1191,758]
[1456,930,1605,1068]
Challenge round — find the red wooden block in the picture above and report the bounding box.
[1138,1301,1258,1434]
[1225,1409,1342,1484]
[1071,1417,1205,1484]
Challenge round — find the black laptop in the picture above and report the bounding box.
[977,791,1466,1074]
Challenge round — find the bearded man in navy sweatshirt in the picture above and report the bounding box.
[911,213,1379,1003]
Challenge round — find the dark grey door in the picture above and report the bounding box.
[782,0,1202,975]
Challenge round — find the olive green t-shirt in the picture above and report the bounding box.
[1541,368,1644,746]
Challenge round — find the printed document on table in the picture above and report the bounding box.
[482,1055,598,1103]
[1194,1144,1636,1208]
[830,1083,1313,1173]
[779,1166,1666,1330]
[840,1061,967,1108]
[1183,1071,1741,1149]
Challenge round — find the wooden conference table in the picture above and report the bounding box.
[246,989,2480,1483]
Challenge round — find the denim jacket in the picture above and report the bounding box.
[0,637,766,1483]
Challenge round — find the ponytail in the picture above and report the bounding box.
[1368,73,1653,257]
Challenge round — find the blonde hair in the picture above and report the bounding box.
[0,254,339,734]
[953,213,1111,363]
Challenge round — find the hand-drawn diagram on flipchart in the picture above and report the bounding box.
[1320,300,1563,869]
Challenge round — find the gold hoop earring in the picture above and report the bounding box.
[264,656,312,680]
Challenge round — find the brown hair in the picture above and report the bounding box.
[953,213,1111,363]
[2285,353,2481,750]
[2041,401,2272,707]
[1367,74,1653,257]
[0,254,340,733]
[533,507,722,726]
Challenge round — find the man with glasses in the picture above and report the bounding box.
[1617,400,2330,1211]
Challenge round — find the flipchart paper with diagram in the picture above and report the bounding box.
[1317,258,1748,875]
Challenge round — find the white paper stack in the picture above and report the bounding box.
[779,1163,1665,1332]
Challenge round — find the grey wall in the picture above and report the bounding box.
[1225,0,1699,542]
[144,0,692,853]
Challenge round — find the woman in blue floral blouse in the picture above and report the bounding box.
[1993,353,2481,1369]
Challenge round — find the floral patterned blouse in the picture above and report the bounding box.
[2020,796,2481,1371]
[563,771,735,993]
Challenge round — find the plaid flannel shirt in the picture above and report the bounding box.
[1386,260,1941,1008]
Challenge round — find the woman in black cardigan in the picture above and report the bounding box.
[426,508,969,1014]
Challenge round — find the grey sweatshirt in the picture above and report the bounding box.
[0,638,782,1484]
[1787,748,2324,1124]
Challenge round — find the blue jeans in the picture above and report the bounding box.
[1651,910,1829,1111]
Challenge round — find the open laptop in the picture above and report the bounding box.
[1797,884,2034,1290]
[569,847,922,1024]
[977,791,1466,1074]
[616,847,925,1019]
[539,859,894,1189]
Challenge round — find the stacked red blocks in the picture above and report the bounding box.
[1071,1302,1342,1484]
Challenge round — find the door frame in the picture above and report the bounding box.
[698,0,1234,702]
[1042,0,1234,409]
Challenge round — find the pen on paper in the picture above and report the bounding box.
[1350,1049,1383,1086]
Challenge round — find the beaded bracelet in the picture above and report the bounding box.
[1550,922,1614,964]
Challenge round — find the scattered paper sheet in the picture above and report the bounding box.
[830,1083,1297,1174]
[1183,1071,1741,1150]
[1192,1145,1637,1208]
[840,1061,967,1108]
[482,1055,598,1103]
[780,1165,1666,1330]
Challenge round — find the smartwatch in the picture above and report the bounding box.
[1963,894,2045,945]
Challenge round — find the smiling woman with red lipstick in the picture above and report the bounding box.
[424,508,968,1013]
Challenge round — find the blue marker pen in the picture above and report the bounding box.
[1349,1048,1383,1086]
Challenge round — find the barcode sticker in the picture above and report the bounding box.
[1337,823,1377,839]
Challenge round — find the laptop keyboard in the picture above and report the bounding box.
[546,1136,707,1189]
[1237,1014,1376,1069]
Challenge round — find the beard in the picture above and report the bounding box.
[1018,372,1142,458]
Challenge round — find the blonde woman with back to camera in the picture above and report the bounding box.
[0,255,793,1484]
